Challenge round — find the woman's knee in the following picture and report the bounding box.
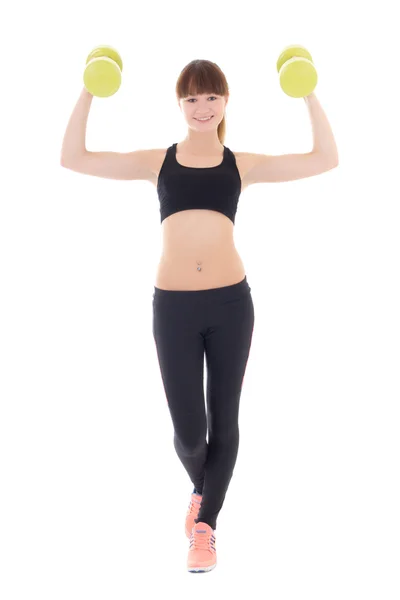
[174,431,207,456]
[209,423,239,444]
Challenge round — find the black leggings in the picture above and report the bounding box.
[152,276,255,531]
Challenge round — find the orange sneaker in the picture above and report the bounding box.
[185,492,202,538]
[187,522,217,573]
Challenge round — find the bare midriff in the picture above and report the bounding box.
[151,146,249,291]
[155,209,246,290]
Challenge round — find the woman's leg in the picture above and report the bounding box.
[195,289,255,531]
[152,293,208,495]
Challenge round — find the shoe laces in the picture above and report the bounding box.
[188,495,201,515]
[189,528,216,551]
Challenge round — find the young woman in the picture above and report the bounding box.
[61,59,338,573]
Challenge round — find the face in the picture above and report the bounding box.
[179,93,228,130]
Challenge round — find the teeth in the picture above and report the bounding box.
[197,117,212,121]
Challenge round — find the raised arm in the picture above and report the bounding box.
[242,93,339,186]
[60,88,155,181]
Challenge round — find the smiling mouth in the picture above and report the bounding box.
[195,116,214,121]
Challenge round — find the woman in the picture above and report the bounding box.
[61,59,339,573]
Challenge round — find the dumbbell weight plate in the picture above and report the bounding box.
[279,57,318,98]
[84,56,122,97]
[83,46,123,98]
[276,44,313,73]
[86,45,123,72]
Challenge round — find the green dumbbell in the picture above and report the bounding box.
[83,45,123,98]
[276,45,318,98]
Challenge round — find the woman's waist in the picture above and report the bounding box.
[160,244,241,264]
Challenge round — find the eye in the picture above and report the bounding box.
[187,96,217,102]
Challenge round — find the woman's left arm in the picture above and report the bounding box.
[242,93,339,185]
[305,92,339,163]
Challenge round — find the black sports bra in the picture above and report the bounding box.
[156,143,242,224]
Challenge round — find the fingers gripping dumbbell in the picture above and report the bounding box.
[83,45,123,98]
[277,45,318,98]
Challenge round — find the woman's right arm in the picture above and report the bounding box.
[60,88,155,181]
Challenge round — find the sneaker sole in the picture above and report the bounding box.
[188,563,216,573]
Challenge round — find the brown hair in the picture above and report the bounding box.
[175,59,229,145]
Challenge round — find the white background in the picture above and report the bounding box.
[1,0,399,596]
